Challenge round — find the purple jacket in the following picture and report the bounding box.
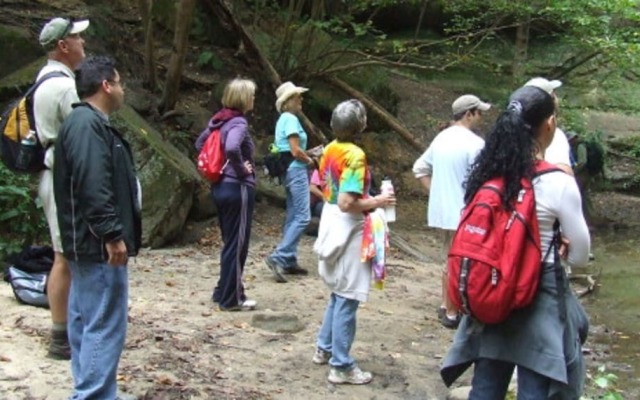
[195,115,256,187]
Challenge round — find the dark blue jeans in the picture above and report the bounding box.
[470,358,550,400]
[211,182,255,308]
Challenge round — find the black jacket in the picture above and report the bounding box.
[53,102,141,262]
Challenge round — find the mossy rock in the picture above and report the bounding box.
[0,58,47,105]
[0,24,43,80]
[112,104,201,248]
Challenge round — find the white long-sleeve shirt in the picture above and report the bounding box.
[534,170,590,266]
[413,125,484,230]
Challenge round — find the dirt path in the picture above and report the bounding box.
[0,198,467,400]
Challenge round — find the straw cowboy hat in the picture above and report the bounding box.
[275,81,308,113]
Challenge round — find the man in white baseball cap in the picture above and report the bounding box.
[33,17,89,360]
[524,77,573,175]
[413,94,490,329]
[39,18,90,48]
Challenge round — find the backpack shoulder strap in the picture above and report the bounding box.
[533,160,563,178]
[25,71,70,98]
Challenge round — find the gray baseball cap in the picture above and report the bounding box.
[451,94,491,115]
[39,18,90,47]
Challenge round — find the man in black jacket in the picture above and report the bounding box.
[53,56,141,399]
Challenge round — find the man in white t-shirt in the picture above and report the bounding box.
[34,17,89,360]
[413,94,490,329]
[524,77,573,175]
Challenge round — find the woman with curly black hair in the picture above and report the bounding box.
[440,85,591,399]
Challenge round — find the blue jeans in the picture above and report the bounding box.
[270,167,310,269]
[68,261,128,400]
[316,293,360,370]
[469,358,550,400]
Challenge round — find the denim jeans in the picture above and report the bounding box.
[316,293,360,370]
[68,261,128,400]
[469,359,550,400]
[270,167,310,268]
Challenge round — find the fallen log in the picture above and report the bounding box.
[322,76,425,154]
[389,229,432,263]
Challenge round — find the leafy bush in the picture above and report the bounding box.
[196,50,224,71]
[581,365,625,400]
[0,163,47,261]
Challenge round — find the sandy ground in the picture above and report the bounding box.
[0,197,468,400]
[3,189,636,400]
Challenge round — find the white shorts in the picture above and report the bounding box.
[38,169,63,253]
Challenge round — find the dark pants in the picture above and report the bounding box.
[211,182,255,309]
[469,358,550,400]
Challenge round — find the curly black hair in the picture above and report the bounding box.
[464,86,555,209]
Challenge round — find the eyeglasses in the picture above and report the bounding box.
[107,80,126,90]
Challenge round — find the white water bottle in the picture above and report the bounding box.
[380,178,396,222]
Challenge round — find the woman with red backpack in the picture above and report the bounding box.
[440,85,591,399]
[195,78,258,311]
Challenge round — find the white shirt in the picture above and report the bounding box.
[544,127,571,166]
[534,170,590,266]
[413,125,484,230]
[33,60,78,168]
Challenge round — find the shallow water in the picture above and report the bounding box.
[582,232,640,397]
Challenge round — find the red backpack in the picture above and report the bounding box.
[197,128,227,182]
[447,161,560,324]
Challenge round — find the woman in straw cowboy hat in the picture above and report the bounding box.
[265,82,317,282]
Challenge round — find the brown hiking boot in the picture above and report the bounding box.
[47,330,71,360]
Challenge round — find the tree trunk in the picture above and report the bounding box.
[323,76,424,153]
[512,18,530,83]
[159,0,196,113]
[137,0,157,90]
[413,0,429,43]
[207,0,328,144]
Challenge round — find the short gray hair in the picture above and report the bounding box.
[331,99,367,141]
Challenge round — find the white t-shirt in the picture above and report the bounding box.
[413,125,484,230]
[533,170,590,266]
[544,127,571,167]
[34,60,78,169]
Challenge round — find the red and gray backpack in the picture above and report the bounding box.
[447,160,561,324]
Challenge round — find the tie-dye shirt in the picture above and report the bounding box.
[319,140,371,204]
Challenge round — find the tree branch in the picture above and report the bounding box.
[205,0,328,143]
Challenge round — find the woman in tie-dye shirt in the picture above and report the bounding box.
[311,100,395,385]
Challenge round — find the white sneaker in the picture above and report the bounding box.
[219,299,257,312]
[312,348,331,365]
[328,366,372,385]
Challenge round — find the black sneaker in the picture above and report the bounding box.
[265,256,287,283]
[440,313,461,330]
[283,265,308,275]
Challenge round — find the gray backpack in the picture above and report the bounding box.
[7,266,49,308]
[3,245,53,308]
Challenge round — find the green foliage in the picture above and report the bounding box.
[441,0,640,77]
[0,163,47,261]
[581,365,625,400]
[196,50,223,71]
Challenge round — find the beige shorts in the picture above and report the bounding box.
[38,169,63,253]
[440,229,455,273]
